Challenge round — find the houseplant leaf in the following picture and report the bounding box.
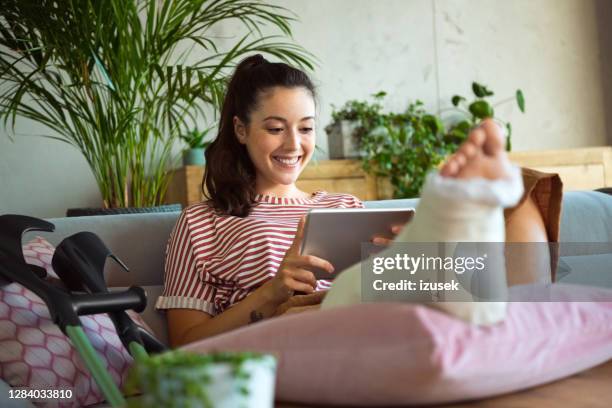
[469,100,494,119]
[422,114,443,134]
[472,82,494,98]
[516,89,526,113]
[451,95,465,107]
[505,122,512,151]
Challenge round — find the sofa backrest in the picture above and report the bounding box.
[364,198,420,209]
[366,191,612,242]
[555,191,612,287]
[559,191,612,243]
[24,212,180,346]
[366,192,612,288]
[19,191,612,348]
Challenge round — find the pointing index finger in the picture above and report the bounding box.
[290,214,307,254]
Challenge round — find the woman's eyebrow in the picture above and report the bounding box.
[262,116,315,122]
[263,116,286,122]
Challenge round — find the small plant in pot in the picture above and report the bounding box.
[124,349,277,408]
[325,91,387,159]
[360,101,455,199]
[181,128,213,166]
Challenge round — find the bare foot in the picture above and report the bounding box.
[440,118,512,180]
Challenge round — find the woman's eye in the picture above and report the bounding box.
[268,128,283,133]
[300,128,313,133]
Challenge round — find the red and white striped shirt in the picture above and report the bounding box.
[155,190,364,316]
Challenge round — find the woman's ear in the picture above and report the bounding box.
[233,116,247,144]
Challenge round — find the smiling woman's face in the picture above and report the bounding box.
[234,86,316,195]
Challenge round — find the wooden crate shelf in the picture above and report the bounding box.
[164,147,612,208]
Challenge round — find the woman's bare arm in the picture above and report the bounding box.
[167,284,279,348]
[167,215,333,348]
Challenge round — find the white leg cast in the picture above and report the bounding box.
[321,166,524,325]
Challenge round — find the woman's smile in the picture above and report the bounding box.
[271,154,303,169]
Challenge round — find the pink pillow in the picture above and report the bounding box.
[22,236,60,280]
[181,283,612,406]
[0,237,149,407]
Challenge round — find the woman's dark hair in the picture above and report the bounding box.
[202,54,316,217]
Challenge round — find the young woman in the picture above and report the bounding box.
[156,55,364,346]
[156,55,561,347]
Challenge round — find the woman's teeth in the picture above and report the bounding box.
[273,156,301,166]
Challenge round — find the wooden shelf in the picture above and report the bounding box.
[164,166,206,207]
[509,147,612,192]
[165,147,612,208]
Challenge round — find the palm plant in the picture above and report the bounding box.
[0,0,315,208]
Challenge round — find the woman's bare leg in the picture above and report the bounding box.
[505,193,552,285]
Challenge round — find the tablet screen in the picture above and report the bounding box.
[300,208,415,280]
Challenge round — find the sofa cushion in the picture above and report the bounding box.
[0,237,152,407]
[180,283,612,406]
[21,236,59,279]
[0,282,138,407]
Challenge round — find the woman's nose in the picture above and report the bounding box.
[284,128,301,148]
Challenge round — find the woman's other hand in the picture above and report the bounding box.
[370,223,406,246]
[262,215,335,305]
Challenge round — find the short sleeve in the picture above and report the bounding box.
[155,209,218,316]
[351,195,365,208]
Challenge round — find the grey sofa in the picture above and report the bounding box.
[3,191,612,407]
[24,191,612,348]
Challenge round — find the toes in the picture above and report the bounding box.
[458,141,478,160]
[446,160,459,177]
[441,156,459,177]
[453,152,467,168]
[468,126,487,148]
[480,118,505,155]
[440,161,452,177]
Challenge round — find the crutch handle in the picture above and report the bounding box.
[72,286,147,316]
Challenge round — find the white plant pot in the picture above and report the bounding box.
[128,352,277,408]
[326,119,363,159]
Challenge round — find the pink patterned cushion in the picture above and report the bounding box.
[181,283,612,406]
[0,237,148,407]
[22,236,60,279]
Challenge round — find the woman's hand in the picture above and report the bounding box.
[273,290,327,317]
[262,216,335,305]
[370,223,407,246]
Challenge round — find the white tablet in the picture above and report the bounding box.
[300,208,415,280]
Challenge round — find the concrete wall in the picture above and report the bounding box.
[1,0,610,218]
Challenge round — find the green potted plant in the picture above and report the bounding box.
[325,91,387,159]
[359,100,454,198]
[124,350,277,408]
[330,83,526,198]
[0,0,315,214]
[180,128,213,166]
